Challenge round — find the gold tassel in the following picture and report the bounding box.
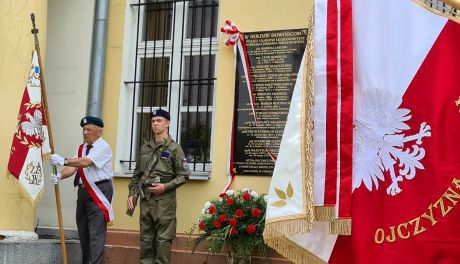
[6,172,43,208]
[314,206,336,221]
[265,236,328,264]
[330,218,352,235]
[264,218,312,239]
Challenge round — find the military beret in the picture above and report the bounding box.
[80,116,104,128]
[150,109,170,120]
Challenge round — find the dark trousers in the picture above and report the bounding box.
[76,181,113,264]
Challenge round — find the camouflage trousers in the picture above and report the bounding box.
[139,196,177,264]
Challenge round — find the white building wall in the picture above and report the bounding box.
[36,0,94,229]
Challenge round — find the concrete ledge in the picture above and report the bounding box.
[0,230,38,241]
[36,227,79,240]
[0,239,81,264]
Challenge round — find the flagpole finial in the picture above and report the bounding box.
[30,13,39,35]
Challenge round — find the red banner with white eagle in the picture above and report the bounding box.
[330,1,460,263]
[8,50,51,205]
[264,1,460,264]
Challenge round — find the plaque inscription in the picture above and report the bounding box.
[233,28,307,176]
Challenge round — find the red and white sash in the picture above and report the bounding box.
[77,144,114,223]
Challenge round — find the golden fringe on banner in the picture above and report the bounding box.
[314,206,336,221]
[265,237,328,264]
[263,218,312,239]
[411,0,460,24]
[300,4,316,232]
[330,218,352,235]
[6,172,43,208]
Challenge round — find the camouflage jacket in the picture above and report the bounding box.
[128,135,190,201]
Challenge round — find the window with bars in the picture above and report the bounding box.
[118,0,219,178]
[415,0,458,16]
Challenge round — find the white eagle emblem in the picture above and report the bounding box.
[20,110,44,141]
[353,89,431,196]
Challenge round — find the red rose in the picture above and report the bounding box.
[226,198,234,205]
[229,218,237,226]
[213,220,221,228]
[219,214,227,222]
[242,192,251,200]
[251,208,261,218]
[209,206,217,215]
[246,224,256,234]
[198,222,206,230]
[229,227,237,236]
[235,209,243,218]
[219,193,227,198]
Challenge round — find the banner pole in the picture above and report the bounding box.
[30,13,68,264]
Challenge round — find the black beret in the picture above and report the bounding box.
[150,109,170,120]
[80,116,104,128]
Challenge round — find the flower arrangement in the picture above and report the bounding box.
[190,188,269,263]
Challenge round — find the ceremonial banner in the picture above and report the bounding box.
[264,49,339,263]
[8,50,51,205]
[265,0,460,263]
[313,0,354,235]
[331,1,460,263]
[263,12,338,263]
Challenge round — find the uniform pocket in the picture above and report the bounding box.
[139,152,152,172]
[155,156,173,174]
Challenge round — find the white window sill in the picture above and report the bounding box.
[114,161,211,180]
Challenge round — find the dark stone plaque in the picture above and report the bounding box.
[232,28,307,176]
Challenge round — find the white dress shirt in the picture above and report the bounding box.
[74,137,113,184]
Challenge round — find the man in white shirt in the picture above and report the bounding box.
[49,116,114,264]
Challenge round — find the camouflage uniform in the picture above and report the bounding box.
[128,135,190,264]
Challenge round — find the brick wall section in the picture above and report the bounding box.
[103,229,293,264]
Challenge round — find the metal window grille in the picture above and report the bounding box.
[415,0,458,18]
[122,0,219,174]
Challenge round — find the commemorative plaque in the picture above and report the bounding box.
[232,28,307,176]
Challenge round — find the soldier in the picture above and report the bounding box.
[126,109,190,264]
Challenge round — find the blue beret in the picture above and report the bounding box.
[150,109,170,120]
[80,116,104,128]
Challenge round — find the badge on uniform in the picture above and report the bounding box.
[182,158,190,169]
[160,151,171,159]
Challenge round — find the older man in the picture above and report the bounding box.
[127,109,190,264]
[50,116,114,264]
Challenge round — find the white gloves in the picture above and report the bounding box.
[50,173,62,185]
[50,153,65,166]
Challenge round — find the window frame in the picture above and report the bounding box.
[115,0,219,180]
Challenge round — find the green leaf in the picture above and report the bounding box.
[271,200,287,207]
[191,232,210,253]
[286,182,294,198]
[274,188,286,199]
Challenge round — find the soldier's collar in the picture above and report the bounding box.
[150,135,172,148]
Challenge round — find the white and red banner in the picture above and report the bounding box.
[265,0,460,263]
[8,50,51,205]
[330,0,460,263]
[313,0,354,233]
